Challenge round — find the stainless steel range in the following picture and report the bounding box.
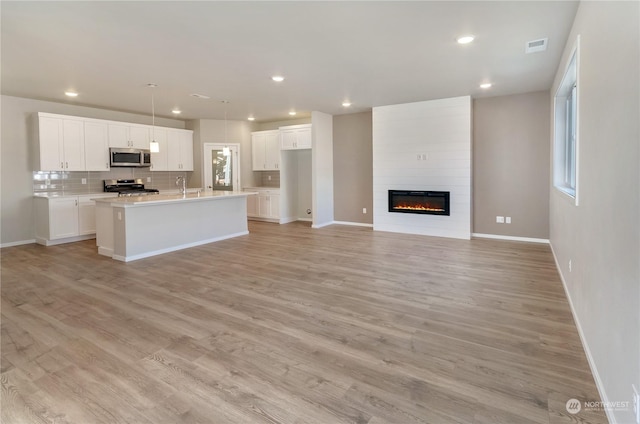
[104,179,160,197]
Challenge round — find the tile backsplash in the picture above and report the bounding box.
[259,171,280,188]
[33,169,192,195]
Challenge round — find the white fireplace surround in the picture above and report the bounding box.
[372,96,472,239]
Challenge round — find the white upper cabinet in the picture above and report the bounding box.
[108,123,149,149]
[34,112,192,172]
[150,128,169,171]
[84,121,109,171]
[280,124,311,150]
[167,129,193,171]
[252,130,280,170]
[37,116,63,171]
[35,114,85,171]
[129,126,150,149]
[62,120,86,170]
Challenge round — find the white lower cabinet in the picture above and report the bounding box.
[49,197,79,239]
[244,188,280,221]
[35,194,115,245]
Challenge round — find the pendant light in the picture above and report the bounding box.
[148,83,160,153]
[222,100,230,156]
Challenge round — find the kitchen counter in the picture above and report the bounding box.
[93,190,252,207]
[95,190,256,262]
[243,186,280,191]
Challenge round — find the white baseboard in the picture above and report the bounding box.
[332,220,374,228]
[550,243,615,424]
[36,234,96,246]
[0,239,36,248]
[311,221,334,229]
[296,218,312,222]
[472,233,549,244]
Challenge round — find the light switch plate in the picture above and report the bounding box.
[496,216,504,223]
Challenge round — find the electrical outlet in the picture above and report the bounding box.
[362,208,367,214]
[268,175,272,181]
[569,260,572,272]
[505,216,511,224]
[81,178,87,185]
[117,212,122,221]
[632,384,639,424]
[146,177,151,182]
[496,216,504,223]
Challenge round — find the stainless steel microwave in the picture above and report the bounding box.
[109,148,151,167]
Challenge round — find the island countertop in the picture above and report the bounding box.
[93,190,256,207]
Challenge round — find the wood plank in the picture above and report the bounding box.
[0,221,607,424]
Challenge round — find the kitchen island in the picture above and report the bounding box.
[94,191,255,262]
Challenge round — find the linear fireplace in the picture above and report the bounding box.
[388,190,450,216]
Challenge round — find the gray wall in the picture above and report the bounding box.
[256,117,311,131]
[333,112,373,224]
[187,118,257,190]
[0,95,185,246]
[473,91,550,239]
[549,2,639,423]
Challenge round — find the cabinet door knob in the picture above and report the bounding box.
[61,162,64,169]
[66,162,69,168]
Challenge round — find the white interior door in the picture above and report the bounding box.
[204,143,240,191]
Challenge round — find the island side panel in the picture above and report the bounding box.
[112,196,248,261]
[95,202,115,257]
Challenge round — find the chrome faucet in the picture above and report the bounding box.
[176,176,186,195]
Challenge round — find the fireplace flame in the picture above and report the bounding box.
[394,204,445,212]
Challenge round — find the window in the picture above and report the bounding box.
[553,38,579,202]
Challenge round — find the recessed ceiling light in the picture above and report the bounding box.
[289,111,297,116]
[457,35,475,44]
[480,83,492,89]
[248,116,255,121]
[190,93,210,99]
[342,101,352,107]
[65,91,78,97]
[272,76,285,82]
[172,109,181,114]
[146,83,158,88]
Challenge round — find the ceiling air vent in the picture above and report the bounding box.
[190,93,210,99]
[526,38,548,54]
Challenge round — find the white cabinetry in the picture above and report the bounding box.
[150,128,169,171]
[244,188,280,221]
[251,130,280,170]
[49,197,79,240]
[108,123,150,149]
[34,113,193,172]
[167,129,194,171]
[280,124,311,150]
[34,194,114,246]
[84,121,110,171]
[78,196,98,235]
[36,114,86,171]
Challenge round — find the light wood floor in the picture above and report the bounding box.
[2,221,606,424]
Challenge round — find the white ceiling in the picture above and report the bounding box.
[1,1,578,122]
